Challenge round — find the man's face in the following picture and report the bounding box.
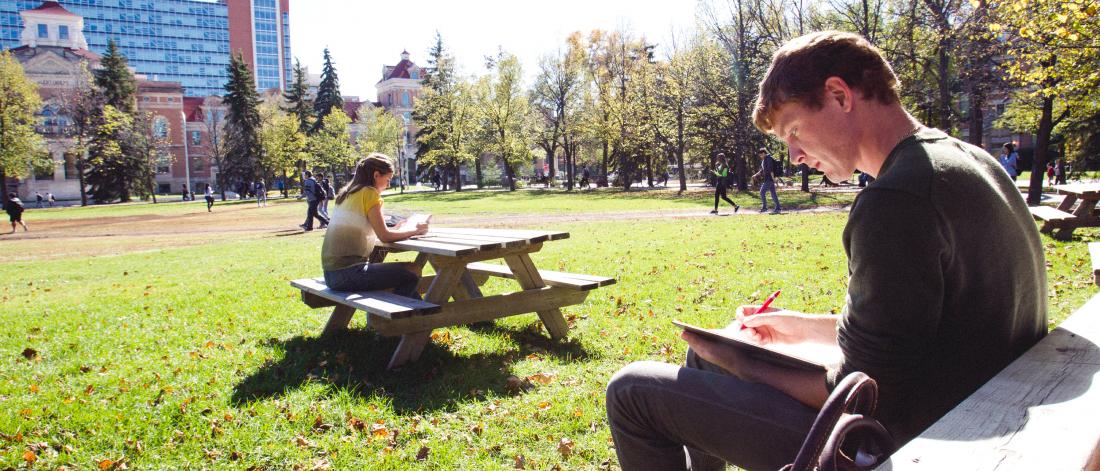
[771,100,856,182]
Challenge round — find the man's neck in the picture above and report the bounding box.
[855,104,923,178]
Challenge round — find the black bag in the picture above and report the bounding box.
[781,372,896,471]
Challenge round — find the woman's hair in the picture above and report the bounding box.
[1003,142,1016,152]
[753,31,901,133]
[335,153,395,205]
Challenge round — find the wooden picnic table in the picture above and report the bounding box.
[291,227,615,370]
[1029,183,1100,240]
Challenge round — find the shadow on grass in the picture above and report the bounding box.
[231,326,592,412]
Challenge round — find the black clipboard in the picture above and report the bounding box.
[673,320,829,372]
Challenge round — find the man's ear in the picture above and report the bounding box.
[823,77,853,112]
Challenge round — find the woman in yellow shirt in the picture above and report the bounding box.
[321,154,428,298]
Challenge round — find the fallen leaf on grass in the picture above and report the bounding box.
[370,422,389,438]
[513,454,527,469]
[309,459,332,470]
[538,401,552,411]
[21,348,37,360]
[347,417,366,432]
[97,459,114,470]
[504,375,529,393]
[470,422,483,435]
[23,450,36,463]
[527,373,556,385]
[293,435,315,448]
[557,437,575,458]
[416,446,430,461]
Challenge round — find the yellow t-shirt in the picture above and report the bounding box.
[321,187,382,271]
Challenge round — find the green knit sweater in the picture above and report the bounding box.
[828,128,1047,444]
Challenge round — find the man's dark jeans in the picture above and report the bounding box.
[303,199,328,230]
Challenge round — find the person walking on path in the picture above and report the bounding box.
[300,171,329,231]
[254,179,267,207]
[34,192,43,208]
[320,176,335,218]
[5,193,28,233]
[998,142,1019,181]
[754,148,783,213]
[710,153,740,214]
[605,31,1046,471]
[203,184,215,211]
[321,153,428,298]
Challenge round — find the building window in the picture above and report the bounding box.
[64,152,79,180]
[153,116,169,138]
[156,152,171,174]
[402,91,410,107]
[59,25,69,40]
[37,24,48,39]
[190,130,201,145]
[192,156,205,172]
[411,70,419,80]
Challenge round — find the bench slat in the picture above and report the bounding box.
[1028,205,1076,221]
[466,262,616,291]
[423,231,531,248]
[291,278,440,319]
[877,293,1100,470]
[379,239,479,257]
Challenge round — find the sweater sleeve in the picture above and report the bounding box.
[827,189,948,400]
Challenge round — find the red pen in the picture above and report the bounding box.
[741,289,781,330]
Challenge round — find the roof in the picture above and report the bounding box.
[26,1,79,17]
[343,100,364,121]
[183,97,205,122]
[382,59,415,81]
[8,44,100,61]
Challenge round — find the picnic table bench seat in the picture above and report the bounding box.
[1027,204,1076,222]
[876,292,1100,470]
[291,277,440,319]
[465,262,616,291]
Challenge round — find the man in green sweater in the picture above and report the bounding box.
[605,31,1047,470]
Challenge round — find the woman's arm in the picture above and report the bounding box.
[366,204,427,243]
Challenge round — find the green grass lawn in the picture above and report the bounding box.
[26,185,856,222]
[2,201,1095,468]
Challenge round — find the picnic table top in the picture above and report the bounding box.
[1054,182,1100,196]
[378,227,570,257]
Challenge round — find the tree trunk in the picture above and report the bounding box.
[564,141,574,191]
[967,89,985,147]
[78,150,88,206]
[800,164,810,192]
[282,169,289,197]
[676,108,686,193]
[600,141,609,187]
[452,162,461,192]
[504,161,516,191]
[1027,95,1054,206]
[475,157,483,189]
[0,168,8,209]
[734,155,747,191]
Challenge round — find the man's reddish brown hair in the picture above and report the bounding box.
[752,31,901,133]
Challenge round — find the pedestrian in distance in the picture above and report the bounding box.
[580,166,591,189]
[255,179,267,207]
[34,191,43,208]
[605,31,1046,471]
[998,142,1019,181]
[710,153,740,214]
[204,183,215,212]
[754,148,783,213]
[300,171,329,232]
[5,193,28,233]
[321,153,428,298]
[181,184,190,201]
[320,176,335,218]
[46,192,55,207]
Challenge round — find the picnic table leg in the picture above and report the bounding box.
[1054,198,1098,240]
[1057,194,1078,212]
[322,305,356,336]
[385,261,465,370]
[504,252,570,341]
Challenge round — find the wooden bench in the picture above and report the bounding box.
[290,278,441,335]
[465,262,616,291]
[876,293,1100,470]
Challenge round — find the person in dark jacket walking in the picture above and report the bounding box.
[300,171,329,231]
[5,193,28,233]
[710,153,739,214]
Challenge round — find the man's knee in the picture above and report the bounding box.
[606,361,665,418]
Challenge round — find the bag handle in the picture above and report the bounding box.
[783,372,895,471]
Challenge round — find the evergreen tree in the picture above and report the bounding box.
[311,48,343,134]
[93,40,136,114]
[0,51,47,206]
[222,53,262,192]
[283,58,313,134]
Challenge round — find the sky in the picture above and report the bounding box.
[289,0,700,101]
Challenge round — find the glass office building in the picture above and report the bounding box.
[0,1,289,97]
